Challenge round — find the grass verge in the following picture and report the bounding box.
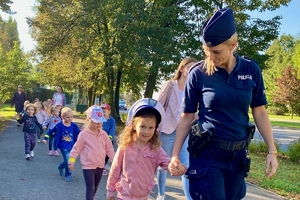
[0,104,15,133]
[248,153,300,199]
[249,116,300,129]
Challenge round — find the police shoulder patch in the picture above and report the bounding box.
[188,60,204,73]
[241,55,259,65]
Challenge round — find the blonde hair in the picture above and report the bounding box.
[34,101,42,109]
[172,57,197,80]
[42,101,50,107]
[117,115,162,151]
[24,100,30,106]
[204,33,238,75]
[25,103,37,115]
[61,107,73,117]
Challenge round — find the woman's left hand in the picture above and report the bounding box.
[265,154,279,178]
[168,157,187,176]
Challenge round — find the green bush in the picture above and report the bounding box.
[248,139,281,154]
[287,139,300,163]
[267,105,288,115]
[120,112,127,122]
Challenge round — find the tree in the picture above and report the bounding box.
[0,42,33,104]
[0,0,13,14]
[273,66,300,119]
[263,34,296,111]
[292,38,300,77]
[27,0,291,120]
[0,16,20,52]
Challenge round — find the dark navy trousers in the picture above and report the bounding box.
[24,132,36,154]
[187,143,247,200]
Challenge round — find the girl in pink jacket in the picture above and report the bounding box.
[106,98,186,200]
[68,105,115,200]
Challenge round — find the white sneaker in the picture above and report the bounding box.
[26,154,30,160]
[156,195,165,200]
[30,151,34,157]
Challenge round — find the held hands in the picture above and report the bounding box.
[168,157,187,176]
[68,162,75,171]
[265,154,279,178]
[42,140,47,144]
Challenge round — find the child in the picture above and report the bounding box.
[42,106,62,156]
[42,101,51,117]
[48,107,81,182]
[100,103,116,176]
[68,105,115,200]
[16,103,42,160]
[106,98,186,200]
[18,100,30,126]
[55,102,63,118]
[34,101,48,142]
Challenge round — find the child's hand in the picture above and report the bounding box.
[42,140,47,144]
[68,163,74,171]
[106,196,115,200]
[168,157,187,176]
[42,126,47,130]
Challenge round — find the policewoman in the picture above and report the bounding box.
[169,8,278,199]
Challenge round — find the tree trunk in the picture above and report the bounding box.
[87,88,93,107]
[114,69,122,123]
[78,87,84,104]
[144,64,159,98]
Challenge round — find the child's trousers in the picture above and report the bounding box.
[83,168,103,200]
[24,132,36,154]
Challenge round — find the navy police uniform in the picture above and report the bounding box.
[182,8,268,200]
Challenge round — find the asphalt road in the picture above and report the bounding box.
[253,127,300,151]
[0,119,288,200]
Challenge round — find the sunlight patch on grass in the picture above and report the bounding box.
[0,104,16,132]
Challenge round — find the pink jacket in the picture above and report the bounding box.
[157,80,182,134]
[69,128,115,169]
[106,143,170,200]
[35,109,48,125]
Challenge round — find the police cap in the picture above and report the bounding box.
[202,8,236,47]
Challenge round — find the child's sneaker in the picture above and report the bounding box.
[102,168,108,176]
[65,176,72,182]
[156,195,165,200]
[37,139,41,143]
[57,165,64,176]
[48,150,53,156]
[30,151,34,157]
[26,154,30,160]
[54,150,59,156]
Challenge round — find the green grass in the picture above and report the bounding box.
[0,104,16,132]
[268,114,300,121]
[249,115,300,129]
[247,153,300,199]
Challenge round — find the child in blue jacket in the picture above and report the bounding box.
[100,103,116,175]
[47,107,81,182]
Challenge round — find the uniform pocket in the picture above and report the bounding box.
[235,80,256,105]
[187,167,209,179]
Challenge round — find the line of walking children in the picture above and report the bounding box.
[17,98,187,199]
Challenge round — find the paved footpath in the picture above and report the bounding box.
[0,118,286,200]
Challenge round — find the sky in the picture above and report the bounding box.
[0,0,300,53]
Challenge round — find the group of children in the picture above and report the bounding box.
[16,98,187,200]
